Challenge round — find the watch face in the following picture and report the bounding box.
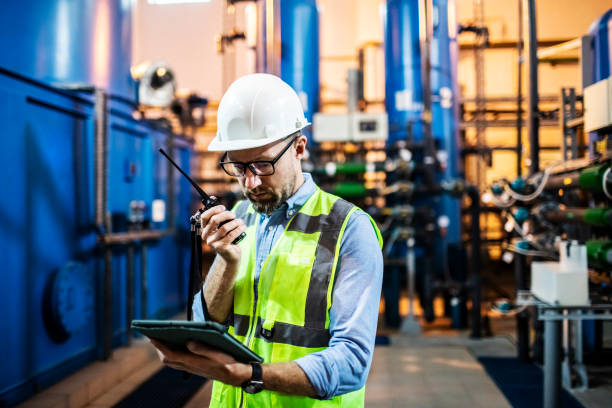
[243,381,264,394]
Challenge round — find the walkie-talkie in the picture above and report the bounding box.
[159,148,246,245]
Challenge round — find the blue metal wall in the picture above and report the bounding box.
[280,0,320,142]
[0,1,192,404]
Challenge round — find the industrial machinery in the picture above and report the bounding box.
[307,0,481,335]
[0,2,194,405]
[484,7,612,405]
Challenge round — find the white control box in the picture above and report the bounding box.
[313,112,388,142]
[584,76,612,132]
[531,241,589,306]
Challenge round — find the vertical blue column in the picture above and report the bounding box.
[384,0,424,145]
[280,0,320,144]
[432,0,461,245]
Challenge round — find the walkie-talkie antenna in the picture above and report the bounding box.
[159,148,210,200]
[160,148,246,245]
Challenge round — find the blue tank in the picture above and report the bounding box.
[384,0,424,145]
[383,0,460,242]
[588,8,612,84]
[0,0,134,98]
[280,0,320,142]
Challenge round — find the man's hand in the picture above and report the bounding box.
[200,201,245,264]
[150,339,252,387]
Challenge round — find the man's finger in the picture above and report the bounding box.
[201,210,235,241]
[186,340,215,356]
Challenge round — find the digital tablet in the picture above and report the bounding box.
[131,319,263,364]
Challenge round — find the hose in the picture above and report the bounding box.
[503,166,553,202]
[503,243,557,259]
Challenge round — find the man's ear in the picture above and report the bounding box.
[294,135,308,160]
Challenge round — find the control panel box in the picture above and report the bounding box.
[313,112,388,142]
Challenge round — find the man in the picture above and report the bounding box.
[151,73,383,407]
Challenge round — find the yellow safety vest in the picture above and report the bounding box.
[209,188,382,407]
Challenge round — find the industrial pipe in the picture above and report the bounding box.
[545,164,611,192]
[586,240,612,268]
[516,0,524,176]
[466,185,482,338]
[94,89,108,230]
[525,0,540,174]
[543,207,612,227]
[98,229,170,245]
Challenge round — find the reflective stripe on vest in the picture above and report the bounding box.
[230,313,331,348]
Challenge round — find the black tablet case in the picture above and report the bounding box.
[131,319,263,364]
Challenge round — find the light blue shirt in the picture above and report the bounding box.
[193,173,383,399]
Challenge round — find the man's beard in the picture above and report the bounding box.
[244,183,293,215]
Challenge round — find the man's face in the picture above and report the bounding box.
[227,135,306,215]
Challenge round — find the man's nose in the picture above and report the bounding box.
[243,169,261,189]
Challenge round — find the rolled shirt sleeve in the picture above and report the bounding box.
[295,210,383,399]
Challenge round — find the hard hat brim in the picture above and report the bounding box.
[207,123,311,152]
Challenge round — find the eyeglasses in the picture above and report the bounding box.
[219,135,298,177]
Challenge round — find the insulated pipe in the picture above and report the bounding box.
[524,0,540,175]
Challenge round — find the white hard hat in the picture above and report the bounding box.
[208,73,310,151]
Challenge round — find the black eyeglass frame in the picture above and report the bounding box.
[219,134,299,177]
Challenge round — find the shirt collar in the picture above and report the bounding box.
[284,173,316,218]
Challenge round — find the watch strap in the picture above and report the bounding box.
[250,361,262,382]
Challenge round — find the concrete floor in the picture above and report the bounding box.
[17,309,612,408]
[18,336,512,408]
[365,342,511,407]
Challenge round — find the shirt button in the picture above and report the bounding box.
[288,210,294,217]
[268,226,274,231]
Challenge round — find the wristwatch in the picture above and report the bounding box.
[241,362,264,394]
